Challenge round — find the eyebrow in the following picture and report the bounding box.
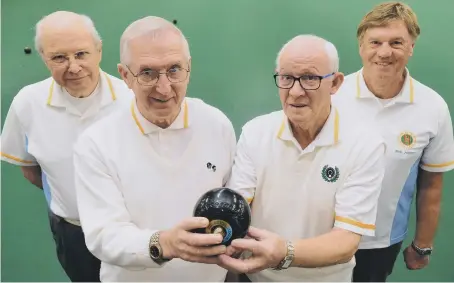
[369,37,405,41]
[138,62,183,71]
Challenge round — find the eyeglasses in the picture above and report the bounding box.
[273,72,335,90]
[126,65,190,86]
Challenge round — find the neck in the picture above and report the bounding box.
[137,102,180,129]
[363,68,406,99]
[291,106,331,149]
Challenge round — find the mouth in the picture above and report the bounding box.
[149,97,171,103]
[375,62,393,67]
[289,103,307,108]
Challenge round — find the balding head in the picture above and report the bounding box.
[35,11,101,54]
[276,34,339,73]
[119,16,190,65]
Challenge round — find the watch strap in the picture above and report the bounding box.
[411,241,432,256]
[149,232,170,264]
[273,241,295,270]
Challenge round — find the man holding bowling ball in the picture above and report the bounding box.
[220,35,386,281]
[73,16,236,281]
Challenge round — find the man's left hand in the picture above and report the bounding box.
[403,245,429,270]
[218,226,287,274]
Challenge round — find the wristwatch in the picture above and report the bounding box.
[411,241,432,256]
[273,241,295,270]
[149,232,170,264]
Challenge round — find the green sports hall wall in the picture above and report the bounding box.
[1,0,453,281]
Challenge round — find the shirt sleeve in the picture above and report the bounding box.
[334,136,386,236]
[0,101,38,166]
[226,125,256,205]
[73,134,163,270]
[420,103,454,172]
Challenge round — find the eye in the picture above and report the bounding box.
[75,51,88,59]
[391,41,403,45]
[51,55,66,63]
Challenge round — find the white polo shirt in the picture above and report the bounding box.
[73,97,236,282]
[332,68,454,249]
[227,106,386,282]
[0,70,132,221]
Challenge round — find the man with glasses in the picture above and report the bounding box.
[73,16,236,281]
[0,11,132,282]
[220,34,386,282]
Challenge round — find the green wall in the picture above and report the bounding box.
[1,0,453,281]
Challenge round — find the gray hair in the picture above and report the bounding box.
[276,34,339,73]
[119,16,190,65]
[34,11,102,53]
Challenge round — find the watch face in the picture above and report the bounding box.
[150,246,160,259]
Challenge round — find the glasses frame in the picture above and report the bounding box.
[125,65,190,86]
[273,72,335,90]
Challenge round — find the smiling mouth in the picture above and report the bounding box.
[290,104,306,108]
[150,97,171,103]
[375,62,392,66]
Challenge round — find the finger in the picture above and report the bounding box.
[246,226,269,240]
[225,245,239,257]
[231,238,261,253]
[185,231,223,246]
[185,244,227,257]
[177,217,209,230]
[187,255,222,265]
[218,254,249,274]
[218,254,264,274]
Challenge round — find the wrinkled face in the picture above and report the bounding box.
[276,46,343,126]
[359,20,414,79]
[40,25,102,94]
[118,32,191,123]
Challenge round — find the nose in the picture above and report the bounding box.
[155,74,171,95]
[377,43,392,58]
[289,80,307,98]
[67,57,82,74]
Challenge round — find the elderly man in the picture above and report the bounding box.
[0,11,132,282]
[73,16,236,282]
[219,34,386,282]
[332,2,454,282]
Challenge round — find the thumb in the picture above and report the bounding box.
[177,217,209,231]
[247,226,271,240]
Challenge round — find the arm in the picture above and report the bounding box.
[413,169,442,248]
[222,120,237,187]
[21,166,43,189]
[291,139,386,268]
[416,103,454,248]
[73,136,160,270]
[226,126,256,205]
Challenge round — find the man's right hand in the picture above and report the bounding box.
[159,217,227,264]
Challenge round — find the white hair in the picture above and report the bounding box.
[34,11,102,53]
[276,34,339,73]
[119,16,190,65]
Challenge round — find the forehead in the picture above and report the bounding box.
[363,20,411,40]
[41,26,96,54]
[278,47,330,74]
[128,33,187,69]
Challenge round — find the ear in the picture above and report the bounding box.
[330,72,344,95]
[409,42,415,57]
[98,40,103,56]
[117,63,133,89]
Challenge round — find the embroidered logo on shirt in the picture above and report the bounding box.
[399,132,416,149]
[207,162,216,172]
[322,165,339,183]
